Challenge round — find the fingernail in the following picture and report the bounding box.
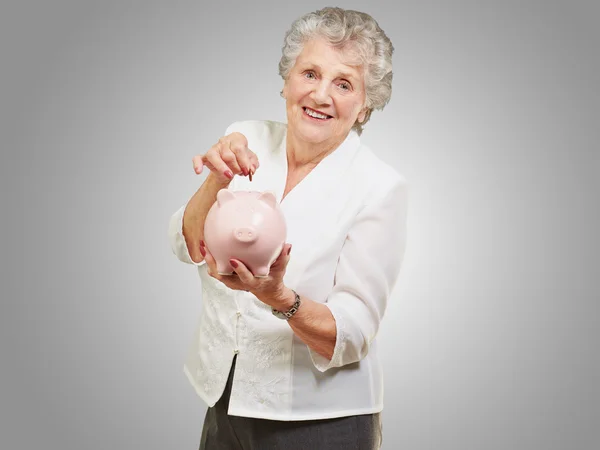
[224,170,234,179]
[242,168,249,176]
[287,245,292,255]
[200,240,205,247]
[199,246,206,257]
[230,259,238,268]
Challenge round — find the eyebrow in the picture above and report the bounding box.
[301,63,358,81]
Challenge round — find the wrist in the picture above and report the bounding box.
[261,286,295,310]
[206,172,232,190]
[271,288,301,321]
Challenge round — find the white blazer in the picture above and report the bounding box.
[168,120,409,421]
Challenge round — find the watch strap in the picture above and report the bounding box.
[271,289,301,320]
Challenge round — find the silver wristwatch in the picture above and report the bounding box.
[271,289,301,320]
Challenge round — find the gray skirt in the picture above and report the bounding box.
[199,356,383,450]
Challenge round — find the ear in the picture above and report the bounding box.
[257,191,277,208]
[357,107,368,123]
[281,80,288,99]
[216,189,235,206]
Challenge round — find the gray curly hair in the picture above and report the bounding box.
[278,7,394,135]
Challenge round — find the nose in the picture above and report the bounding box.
[233,227,258,243]
[312,79,332,104]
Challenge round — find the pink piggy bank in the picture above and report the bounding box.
[203,189,287,277]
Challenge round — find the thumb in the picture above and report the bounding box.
[270,243,292,271]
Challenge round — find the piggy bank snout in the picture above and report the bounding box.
[233,227,258,243]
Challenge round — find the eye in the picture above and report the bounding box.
[304,71,316,79]
[338,81,351,91]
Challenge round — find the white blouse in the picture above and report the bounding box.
[168,120,408,421]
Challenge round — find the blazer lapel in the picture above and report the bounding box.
[278,129,362,287]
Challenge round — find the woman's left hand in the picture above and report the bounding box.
[200,241,292,307]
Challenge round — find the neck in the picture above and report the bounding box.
[285,129,348,171]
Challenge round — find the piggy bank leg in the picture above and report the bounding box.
[253,266,270,278]
[216,260,234,276]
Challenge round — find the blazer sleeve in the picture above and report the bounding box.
[309,177,409,372]
[168,203,207,266]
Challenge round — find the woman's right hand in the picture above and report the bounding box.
[192,132,259,185]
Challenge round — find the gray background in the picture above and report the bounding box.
[1,0,598,449]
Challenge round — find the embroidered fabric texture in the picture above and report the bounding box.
[196,272,235,399]
[197,268,291,411]
[232,294,291,411]
[230,332,289,410]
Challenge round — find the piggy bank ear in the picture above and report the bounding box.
[216,189,236,206]
[257,191,277,208]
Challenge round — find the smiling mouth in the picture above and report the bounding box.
[303,107,333,120]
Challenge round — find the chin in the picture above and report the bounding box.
[291,120,333,142]
[296,128,331,144]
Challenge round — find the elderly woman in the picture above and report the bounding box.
[168,7,408,450]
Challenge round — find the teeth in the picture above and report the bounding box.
[305,108,329,119]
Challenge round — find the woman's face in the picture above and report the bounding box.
[282,38,367,147]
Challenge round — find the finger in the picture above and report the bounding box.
[218,140,242,176]
[229,142,252,176]
[248,150,260,175]
[200,241,219,277]
[205,144,234,180]
[230,259,254,284]
[192,155,204,174]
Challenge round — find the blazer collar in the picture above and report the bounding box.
[270,127,362,208]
